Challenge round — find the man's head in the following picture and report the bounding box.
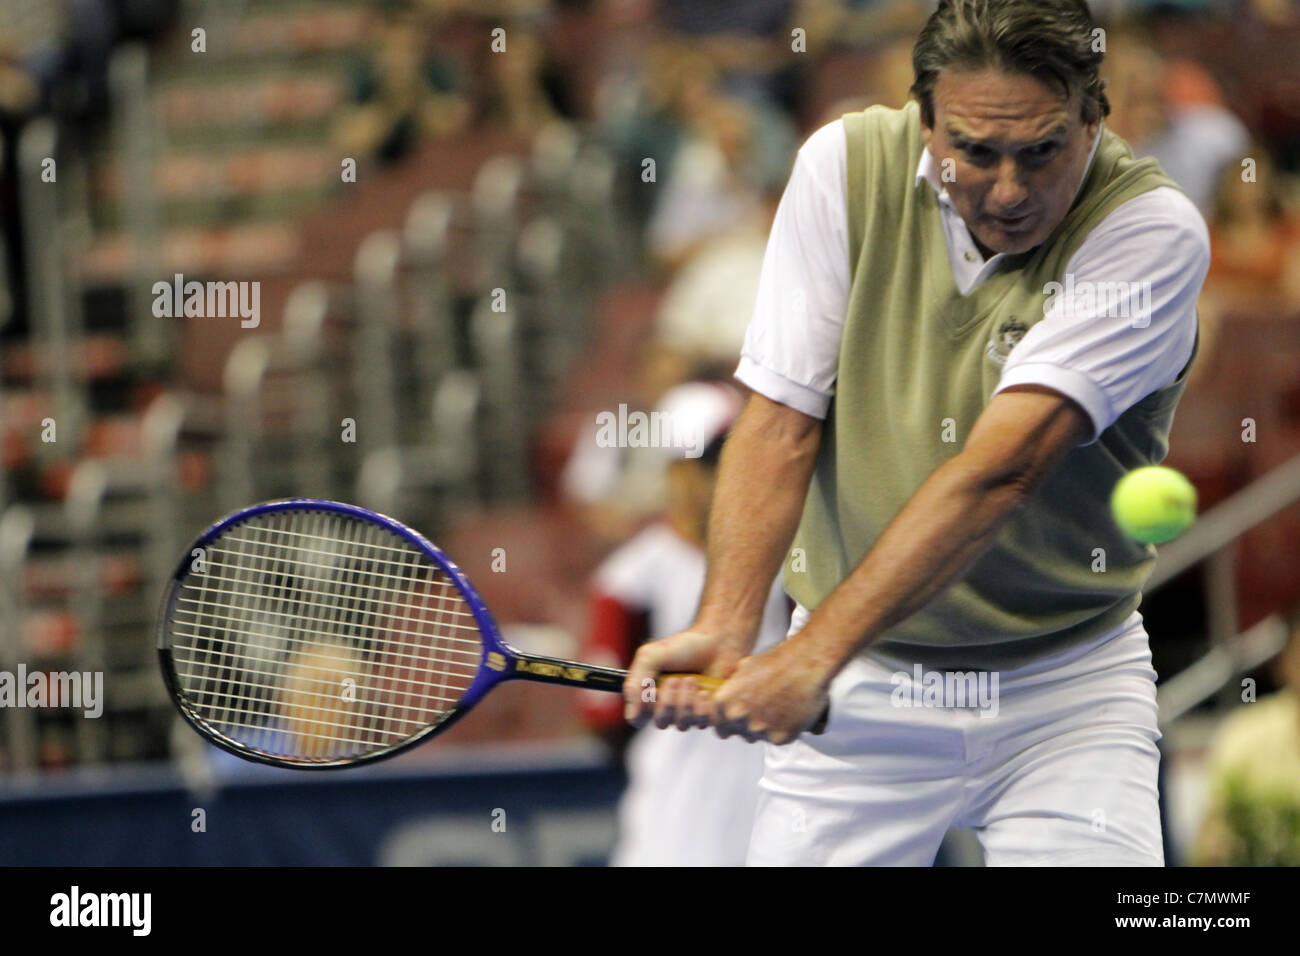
[912,0,1108,256]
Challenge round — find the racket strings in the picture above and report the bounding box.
[168,509,482,762]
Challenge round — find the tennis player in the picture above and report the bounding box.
[625,0,1210,866]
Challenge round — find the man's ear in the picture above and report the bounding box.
[1082,97,1102,141]
[921,120,933,151]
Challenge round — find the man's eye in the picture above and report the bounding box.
[960,144,994,162]
[1024,143,1060,162]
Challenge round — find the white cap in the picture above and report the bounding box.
[652,381,744,462]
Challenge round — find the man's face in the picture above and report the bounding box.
[921,68,1101,257]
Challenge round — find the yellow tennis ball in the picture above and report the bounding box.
[1110,466,1197,544]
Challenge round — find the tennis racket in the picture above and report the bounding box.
[158,498,826,769]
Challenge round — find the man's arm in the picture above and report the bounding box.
[623,390,821,720]
[697,391,823,647]
[705,384,1092,742]
[791,384,1092,673]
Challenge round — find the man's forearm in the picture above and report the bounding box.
[694,395,821,650]
[790,452,1029,676]
[786,385,1091,679]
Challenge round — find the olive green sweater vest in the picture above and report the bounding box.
[784,100,1196,670]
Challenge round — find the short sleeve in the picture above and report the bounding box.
[734,119,851,419]
[992,186,1209,444]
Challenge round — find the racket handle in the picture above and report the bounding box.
[658,672,830,735]
[660,671,724,691]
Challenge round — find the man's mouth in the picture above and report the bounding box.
[990,211,1034,232]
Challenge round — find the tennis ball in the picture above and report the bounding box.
[1110,466,1197,544]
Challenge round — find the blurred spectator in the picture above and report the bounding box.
[0,49,39,339]
[656,0,796,108]
[833,0,937,48]
[0,1,65,114]
[809,32,913,130]
[1247,0,1300,26]
[645,92,796,271]
[1195,607,1300,865]
[651,187,782,386]
[0,0,146,338]
[113,0,182,41]
[1104,31,1250,215]
[558,355,722,547]
[0,5,59,341]
[333,1,470,165]
[1192,147,1300,383]
[559,184,784,544]
[657,0,793,35]
[0,52,41,119]
[1204,148,1300,309]
[870,31,920,107]
[577,380,791,865]
[478,29,574,137]
[595,40,716,234]
[34,0,117,120]
[597,28,797,263]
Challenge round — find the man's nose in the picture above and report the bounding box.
[989,158,1030,212]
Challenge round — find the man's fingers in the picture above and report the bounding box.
[659,675,730,732]
[714,720,764,742]
[660,676,714,731]
[670,678,703,731]
[710,693,733,738]
[690,687,714,729]
[653,676,687,729]
[623,644,670,722]
[712,693,754,740]
[627,659,803,742]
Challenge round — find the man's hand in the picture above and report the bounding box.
[623,628,832,745]
[622,628,744,727]
[709,638,832,744]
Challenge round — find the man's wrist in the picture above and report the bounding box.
[787,613,870,687]
[692,607,760,655]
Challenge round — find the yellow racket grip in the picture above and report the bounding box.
[659,672,724,692]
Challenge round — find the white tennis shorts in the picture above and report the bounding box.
[747,605,1164,866]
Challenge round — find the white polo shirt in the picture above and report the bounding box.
[735,117,1210,444]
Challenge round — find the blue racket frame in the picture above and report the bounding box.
[156,498,616,769]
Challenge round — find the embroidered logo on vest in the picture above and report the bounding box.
[986,316,1029,366]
